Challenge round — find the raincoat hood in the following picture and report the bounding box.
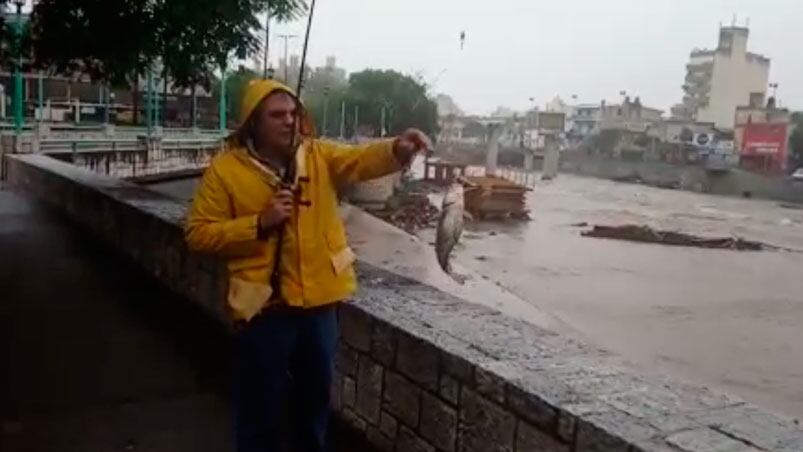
[237,78,314,136]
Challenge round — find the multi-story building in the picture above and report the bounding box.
[676,25,770,129]
[569,104,600,140]
[734,101,791,172]
[598,97,663,133]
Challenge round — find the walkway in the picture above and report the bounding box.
[0,187,363,451]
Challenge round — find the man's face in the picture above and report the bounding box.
[253,91,298,156]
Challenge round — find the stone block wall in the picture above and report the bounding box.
[6,153,803,452]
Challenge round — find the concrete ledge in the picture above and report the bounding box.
[6,153,803,452]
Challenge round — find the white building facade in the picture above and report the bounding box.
[678,26,770,130]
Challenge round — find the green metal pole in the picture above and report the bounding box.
[219,68,227,133]
[322,93,329,137]
[191,86,197,129]
[37,71,43,122]
[353,105,359,137]
[13,3,23,134]
[146,71,153,134]
[103,84,110,124]
[380,105,386,137]
[339,101,345,138]
[153,75,160,127]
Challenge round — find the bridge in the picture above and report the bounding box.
[2,128,803,451]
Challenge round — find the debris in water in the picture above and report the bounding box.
[475,255,488,261]
[435,182,465,273]
[371,192,439,234]
[581,224,766,251]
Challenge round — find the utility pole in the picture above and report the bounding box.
[339,101,346,139]
[263,11,271,78]
[276,34,298,82]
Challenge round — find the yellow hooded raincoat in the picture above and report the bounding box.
[185,79,401,321]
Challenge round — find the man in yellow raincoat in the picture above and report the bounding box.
[185,78,429,452]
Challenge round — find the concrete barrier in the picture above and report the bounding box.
[6,153,803,452]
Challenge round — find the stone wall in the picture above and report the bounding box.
[6,153,803,452]
[558,155,803,204]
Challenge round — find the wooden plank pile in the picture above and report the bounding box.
[462,175,530,220]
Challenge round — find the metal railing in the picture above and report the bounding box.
[39,136,222,155]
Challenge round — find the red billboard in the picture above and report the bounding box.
[741,123,788,157]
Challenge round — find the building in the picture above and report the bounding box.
[676,25,770,129]
[661,119,717,145]
[734,101,791,172]
[568,104,600,142]
[598,97,663,133]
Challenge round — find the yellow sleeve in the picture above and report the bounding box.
[184,163,261,257]
[318,139,402,186]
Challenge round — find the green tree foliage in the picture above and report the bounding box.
[212,65,260,123]
[303,69,438,138]
[29,0,305,88]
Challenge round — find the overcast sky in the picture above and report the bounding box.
[271,0,802,115]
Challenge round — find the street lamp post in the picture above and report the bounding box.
[769,83,779,99]
[276,34,298,82]
[263,11,271,79]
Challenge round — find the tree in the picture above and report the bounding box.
[31,0,158,84]
[304,69,438,138]
[30,0,305,88]
[212,65,260,123]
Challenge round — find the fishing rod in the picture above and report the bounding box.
[269,0,318,301]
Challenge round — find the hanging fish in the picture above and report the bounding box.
[435,182,465,273]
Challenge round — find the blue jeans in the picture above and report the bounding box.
[232,306,338,452]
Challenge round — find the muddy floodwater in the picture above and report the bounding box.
[148,169,803,420]
[422,173,803,420]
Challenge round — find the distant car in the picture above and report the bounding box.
[792,168,803,181]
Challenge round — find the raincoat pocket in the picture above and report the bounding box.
[228,277,272,321]
[326,230,355,275]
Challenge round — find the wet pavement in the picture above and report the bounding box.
[0,186,371,451]
[147,170,803,420]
